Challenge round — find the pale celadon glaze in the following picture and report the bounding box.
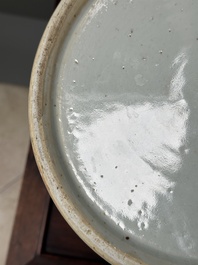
[30,0,198,264]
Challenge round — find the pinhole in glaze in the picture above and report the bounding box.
[29,1,198,265]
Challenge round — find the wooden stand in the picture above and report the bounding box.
[6,146,109,265]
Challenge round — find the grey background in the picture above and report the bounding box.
[0,0,56,86]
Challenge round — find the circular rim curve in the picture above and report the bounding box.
[29,1,146,264]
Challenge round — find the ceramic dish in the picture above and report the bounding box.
[29,1,198,264]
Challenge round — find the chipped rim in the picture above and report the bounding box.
[29,0,145,264]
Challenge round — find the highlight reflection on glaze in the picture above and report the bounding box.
[52,0,198,261]
[66,50,189,233]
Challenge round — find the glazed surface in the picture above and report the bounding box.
[49,1,198,264]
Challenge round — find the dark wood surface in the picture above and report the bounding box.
[6,146,109,265]
[6,146,50,265]
[27,255,106,265]
[44,203,105,261]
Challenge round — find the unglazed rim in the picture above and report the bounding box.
[29,1,146,264]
